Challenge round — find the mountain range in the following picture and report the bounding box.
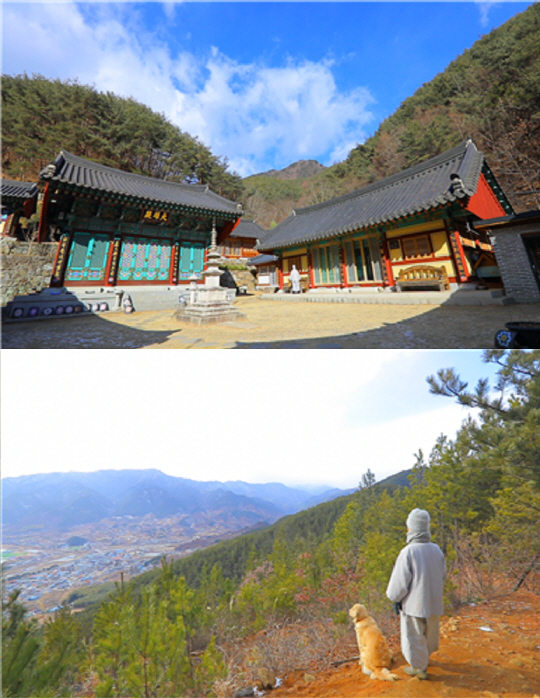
[2,469,353,531]
[244,4,540,227]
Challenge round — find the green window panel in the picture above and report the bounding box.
[179,242,205,280]
[65,232,110,282]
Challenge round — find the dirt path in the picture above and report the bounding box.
[3,296,540,349]
[276,591,540,698]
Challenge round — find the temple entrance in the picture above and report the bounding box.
[65,232,110,283]
[178,242,205,281]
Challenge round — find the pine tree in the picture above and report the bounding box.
[1,590,41,696]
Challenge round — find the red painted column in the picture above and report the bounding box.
[278,265,283,289]
[379,237,394,286]
[308,249,315,289]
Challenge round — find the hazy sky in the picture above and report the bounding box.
[2,1,534,176]
[1,350,498,490]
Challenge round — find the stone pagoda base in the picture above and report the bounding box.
[174,286,245,325]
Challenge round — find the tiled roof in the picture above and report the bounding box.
[249,254,279,265]
[40,151,242,218]
[259,139,484,250]
[1,179,38,201]
[230,219,266,239]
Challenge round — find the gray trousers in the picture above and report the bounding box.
[400,613,440,671]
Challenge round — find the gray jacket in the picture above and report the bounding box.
[386,541,446,617]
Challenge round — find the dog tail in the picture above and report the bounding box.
[370,668,399,682]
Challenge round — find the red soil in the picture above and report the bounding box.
[275,590,540,698]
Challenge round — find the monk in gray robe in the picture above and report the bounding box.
[386,508,446,679]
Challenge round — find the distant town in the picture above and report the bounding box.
[2,513,260,616]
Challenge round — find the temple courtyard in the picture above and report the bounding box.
[3,293,540,349]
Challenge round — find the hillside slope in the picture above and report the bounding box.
[1,74,244,200]
[244,4,540,227]
[276,589,540,698]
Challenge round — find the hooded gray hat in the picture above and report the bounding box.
[406,508,431,543]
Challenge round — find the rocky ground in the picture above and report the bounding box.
[274,590,540,698]
[3,294,540,349]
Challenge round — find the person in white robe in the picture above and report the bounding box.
[289,265,301,293]
[386,508,446,679]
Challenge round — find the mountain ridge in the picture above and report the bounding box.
[2,469,348,531]
[247,159,326,181]
[243,4,540,227]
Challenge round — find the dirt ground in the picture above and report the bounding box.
[3,295,540,349]
[277,590,540,698]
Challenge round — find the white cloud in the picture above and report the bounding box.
[1,350,475,491]
[2,3,375,176]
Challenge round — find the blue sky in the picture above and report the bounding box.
[2,1,535,176]
[1,350,500,488]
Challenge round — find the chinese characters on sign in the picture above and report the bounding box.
[142,209,170,223]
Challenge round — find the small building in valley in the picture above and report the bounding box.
[258,139,513,293]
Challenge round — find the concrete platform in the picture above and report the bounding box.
[4,294,540,350]
[259,289,511,306]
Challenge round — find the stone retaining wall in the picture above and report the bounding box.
[490,229,540,303]
[229,268,258,294]
[1,238,57,306]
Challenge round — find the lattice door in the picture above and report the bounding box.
[65,233,110,282]
[117,237,172,282]
[178,242,205,281]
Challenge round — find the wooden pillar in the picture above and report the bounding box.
[37,183,51,243]
[340,243,349,287]
[446,222,468,283]
[106,236,122,286]
[308,247,315,289]
[378,236,394,286]
[171,241,180,285]
[50,233,71,287]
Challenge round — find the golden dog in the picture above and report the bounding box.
[349,603,398,681]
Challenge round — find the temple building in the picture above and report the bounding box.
[219,219,266,260]
[258,139,513,292]
[37,150,243,288]
[1,179,38,238]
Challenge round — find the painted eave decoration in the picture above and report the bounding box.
[40,150,243,221]
[259,139,507,251]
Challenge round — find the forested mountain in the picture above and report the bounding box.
[1,75,244,200]
[2,469,346,530]
[4,352,540,697]
[4,5,538,230]
[244,4,540,226]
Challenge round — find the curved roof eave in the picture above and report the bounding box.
[259,140,485,251]
[41,150,243,218]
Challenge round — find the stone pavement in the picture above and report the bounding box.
[3,293,540,349]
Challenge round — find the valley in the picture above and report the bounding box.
[2,511,267,616]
